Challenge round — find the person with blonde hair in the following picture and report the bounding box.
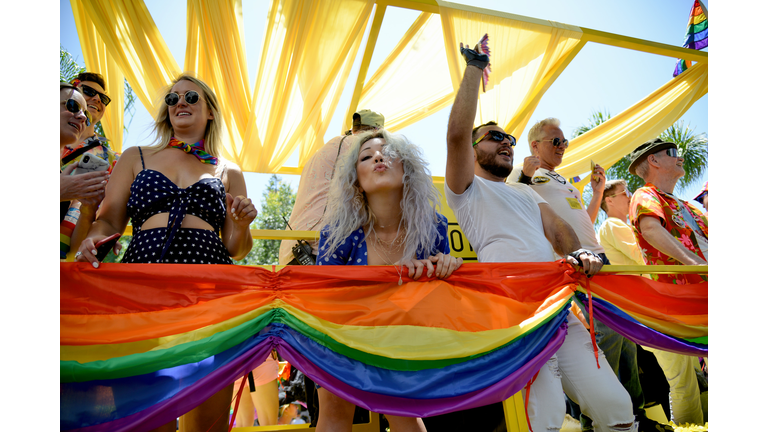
[75,74,258,432]
[316,129,462,432]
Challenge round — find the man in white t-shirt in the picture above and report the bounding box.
[443,42,636,432]
[508,120,667,431]
[279,109,384,265]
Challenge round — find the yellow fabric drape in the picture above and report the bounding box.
[438,1,584,140]
[553,62,708,188]
[73,0,181,123]
[70,0,125,152]
[241,0,374,171]
[358,13,454,132]
[184,0,252,163]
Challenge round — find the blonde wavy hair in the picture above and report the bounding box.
[321,129,443,263]
[148,73,223,159]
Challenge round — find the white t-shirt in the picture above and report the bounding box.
[444,175,554,263]
[508,167,604,256]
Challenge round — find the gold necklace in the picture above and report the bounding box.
[369,234,404,286]
[371,225,405,255]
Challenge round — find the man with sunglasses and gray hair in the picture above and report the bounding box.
[60,72,118,260]
[627,138,707,427]
[444,42,637,432]
[507,121,672,432]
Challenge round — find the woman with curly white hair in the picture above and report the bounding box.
[315,129,463,432]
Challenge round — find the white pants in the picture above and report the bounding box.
[645,348,703,425]
[526,313,636,432]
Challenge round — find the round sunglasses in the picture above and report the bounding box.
[472,130,517,147]
[80,84,111,106]
[165,90,200,107]
[65,92,92,127]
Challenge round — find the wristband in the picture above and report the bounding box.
[460,47,489,70]
[519,172,533,185]
[568,248,598,267]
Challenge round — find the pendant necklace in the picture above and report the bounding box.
[370,228,404,285]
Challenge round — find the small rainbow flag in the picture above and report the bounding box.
[673,0,708,77]
[568,175,581,185]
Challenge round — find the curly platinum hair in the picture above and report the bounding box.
[321,129,442,263]
[527,117,561,154]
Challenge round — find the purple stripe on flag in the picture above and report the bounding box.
[693,37,708,50]
[65,342,276,432]
[280,322,568,418]
[589,299,707,357]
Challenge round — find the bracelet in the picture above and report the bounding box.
[519,172,533,185]
[568,248,598,267]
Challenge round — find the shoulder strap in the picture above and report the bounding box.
[138,147,146,169]
[61,140,102,165]
[219,163,226,179]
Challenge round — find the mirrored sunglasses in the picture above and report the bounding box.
[540,137,569,148]
[80,84,111,106]
[473,130,517,147]
[165,90,200,107]
[66,98,92,127]
[662,148,679,158]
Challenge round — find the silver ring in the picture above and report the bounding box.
[75,251,82,259]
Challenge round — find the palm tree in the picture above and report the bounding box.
[573,110,708,229]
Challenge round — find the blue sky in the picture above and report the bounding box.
[60,0,709,209]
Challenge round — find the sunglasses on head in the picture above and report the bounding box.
[659,147,679,158]
[473,130,517,147]
[65,91,92,127]
[540,137,569,148]
[80,84,111,106]
[607,188,631,198]
[165,90,200,107]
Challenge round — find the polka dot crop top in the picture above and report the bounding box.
[127,147,227,259]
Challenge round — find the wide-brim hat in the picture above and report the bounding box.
[628,138,678,176]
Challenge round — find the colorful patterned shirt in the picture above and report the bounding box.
[60,137,120,260]
[629,183,708,284]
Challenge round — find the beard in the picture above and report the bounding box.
[476,148,513,179]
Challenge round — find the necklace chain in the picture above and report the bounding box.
[369,226,404,286]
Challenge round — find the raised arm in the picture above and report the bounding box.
[638,216,707,265]
[539,202,603,276]
[445,45,488,195]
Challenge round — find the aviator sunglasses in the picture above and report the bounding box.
[539,137,569,148]
[80,84,111,106]
[472,130,517,147]
[65,91,92,127]
[165,90,200,107]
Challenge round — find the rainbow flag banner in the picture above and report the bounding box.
[61,262,707,431]
[673,0,708,77]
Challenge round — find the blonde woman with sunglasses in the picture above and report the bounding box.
[75,74,260,432]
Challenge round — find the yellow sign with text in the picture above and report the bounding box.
[433,177,479,262]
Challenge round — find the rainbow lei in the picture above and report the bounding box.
[168,137,218,165]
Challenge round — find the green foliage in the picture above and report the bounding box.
[60,45,137,140]
[102,236,132,263]
[574,111,708,231]
[234,175,297,266]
